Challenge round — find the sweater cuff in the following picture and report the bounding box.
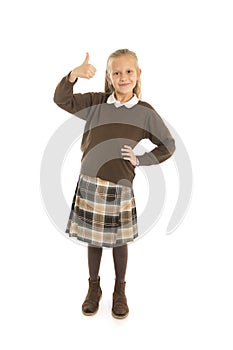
[136,153,159,166]
[66,72,78,85]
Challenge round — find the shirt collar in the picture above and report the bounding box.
[107,93,139,108]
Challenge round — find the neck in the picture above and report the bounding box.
[114,92,134,103]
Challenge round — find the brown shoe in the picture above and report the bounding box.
[112,281,129,319]
[82,277,102,316]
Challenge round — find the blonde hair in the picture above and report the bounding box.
[105,49,142,99]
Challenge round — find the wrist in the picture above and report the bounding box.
[69,71,79,83]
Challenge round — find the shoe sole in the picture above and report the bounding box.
[82,308,99,316]
[111,311,129,319]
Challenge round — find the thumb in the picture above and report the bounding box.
[83,52,90,64]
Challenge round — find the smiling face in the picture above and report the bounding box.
[107,54,141,102]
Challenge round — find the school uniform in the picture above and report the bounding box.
[54,75,175,247]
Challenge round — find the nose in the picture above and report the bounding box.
[120,72,127,81]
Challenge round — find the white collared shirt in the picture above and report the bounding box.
[107,93,139,109]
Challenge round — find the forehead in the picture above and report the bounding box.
[109,55,137,71]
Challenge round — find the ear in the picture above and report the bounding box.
[137,68,142,80]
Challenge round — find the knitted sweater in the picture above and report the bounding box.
[54,75,175,187]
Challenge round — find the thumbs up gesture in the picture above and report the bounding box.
[69,53,97,82]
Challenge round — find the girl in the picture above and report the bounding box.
[54,49,175,319]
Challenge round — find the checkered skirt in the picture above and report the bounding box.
[66,174,138,248]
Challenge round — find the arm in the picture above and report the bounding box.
[53,53,97,115]
[137,109,176,166]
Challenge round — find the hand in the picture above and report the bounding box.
[69,52,97,82]
[121,145,137,166]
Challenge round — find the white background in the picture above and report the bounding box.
[1,0,233,349]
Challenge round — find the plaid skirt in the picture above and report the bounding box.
[66,174,138,248]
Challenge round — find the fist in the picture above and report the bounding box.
[69,52,97,82]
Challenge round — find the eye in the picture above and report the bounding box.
[113,72,120,76]
[127,70,132,74]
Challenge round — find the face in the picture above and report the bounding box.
[107,54,141,101]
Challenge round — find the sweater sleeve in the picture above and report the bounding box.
[137,108,176,166]
[53,74,95,119]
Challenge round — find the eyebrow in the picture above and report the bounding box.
[112,68,135,72]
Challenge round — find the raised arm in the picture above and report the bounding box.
[53,53,97,115]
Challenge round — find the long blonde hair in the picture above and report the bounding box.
[105,49,142,99]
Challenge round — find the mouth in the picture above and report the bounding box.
[119,83,130,87]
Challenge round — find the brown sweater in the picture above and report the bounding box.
[54,75,176,187]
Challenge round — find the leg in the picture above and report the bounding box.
[112,244,129,319]
[112,244,128,282]
[88,246,103,281]
[82,246,103,316]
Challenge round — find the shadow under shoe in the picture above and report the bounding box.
[112,281,129,319]
[82,277,102,316]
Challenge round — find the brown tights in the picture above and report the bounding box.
[88,245,128,282]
